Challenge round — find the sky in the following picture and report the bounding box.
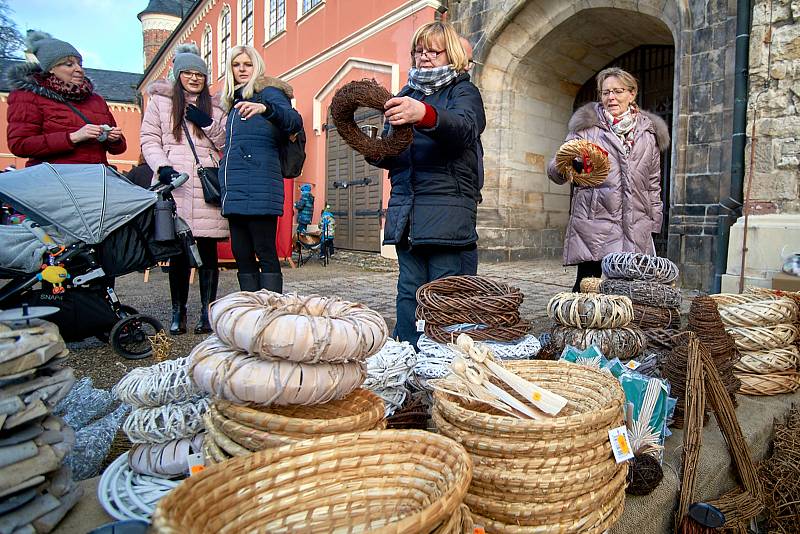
[8,0,146,73]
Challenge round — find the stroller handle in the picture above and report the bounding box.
[149,172,189,195]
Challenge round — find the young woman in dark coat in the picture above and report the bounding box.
[218,45,303,292]
[368,21,486,348]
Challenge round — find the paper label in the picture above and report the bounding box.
[187,452,205,476]
[416,319,425,332]
[473,527,486,534]
[625,360,641,370]
[608,426,635,463]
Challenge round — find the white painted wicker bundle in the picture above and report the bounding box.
[188,336,366,406]
[734,346,799,374]
[123,399,209,444]
[547,292,633,329]
[209,290,389,363]
[363,339,417,417]
[128,434,205,478]
[99,452,180,521]
[113,357,200,408]
[726,323,799,352]
[601,252,679,284]
[717,298,798,328]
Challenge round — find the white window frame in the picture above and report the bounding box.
[238,0,254,47]
[218,6,232,77]
[202,24,213,79]
[297,0,324,20]
[267,0,286,41]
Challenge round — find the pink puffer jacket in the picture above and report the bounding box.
[547,103,670,266]
[140,80,228,239]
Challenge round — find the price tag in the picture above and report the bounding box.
[625,360,641,370]
[416,319,425,332]
[473,527,486,534]
[187,452,205,476]
[608,426,634,463]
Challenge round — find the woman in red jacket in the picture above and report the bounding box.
[5,32,126,167]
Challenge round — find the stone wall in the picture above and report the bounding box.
[746,0,800,216]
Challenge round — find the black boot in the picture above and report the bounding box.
[168,262,190,335]
[259,272,283,293]
[237,272,260,292]
[194,269,219,334]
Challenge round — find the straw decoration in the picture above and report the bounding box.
[546,292,633,329]
[580,277,603,293]
[550,324,647,360]
[554,139,610,187]
[329,79,413,160]
[600,278,682,308]
[601,252,679,284]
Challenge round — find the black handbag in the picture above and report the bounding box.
[182,122,221,206]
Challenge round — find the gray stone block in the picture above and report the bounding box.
[692,27,713,53]
[686,174,720,204]
[688,113,723,144]
[689,83,712,111]
[691,50,725,84]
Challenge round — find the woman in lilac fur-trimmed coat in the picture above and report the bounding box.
[547,67,670,292]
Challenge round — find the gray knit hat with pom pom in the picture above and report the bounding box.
[172,43,208,79]
[26,31,82,73]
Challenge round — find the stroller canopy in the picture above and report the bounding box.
[0,164,156,245]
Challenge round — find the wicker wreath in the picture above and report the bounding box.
[209,291,388,363]
[579,277,603,294]
[122,398,209,444]
[717,298,798,328]
[642,327,681,351]
[600,279,681,308]
[710,292,781,306]
[734,346,800,374]
[725,323,799,352]
[329,79,413,160]
[554,139,610,187]
[128,434,205,478]
[549,324,647,360]
[113,357,199,408]
[631,303,681,330]
[601,252,679,284]
[547,292,633,329]
[188,336,366,406]
[736,371,800,396]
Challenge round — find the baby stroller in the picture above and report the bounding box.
[0,164,192,359]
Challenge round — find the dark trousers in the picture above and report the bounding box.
[572,260,602,292]
[460,246,478,275]
[229,215,280,274]
[321,239,334,258]
[169,237,218,304]
[395,244,463,348]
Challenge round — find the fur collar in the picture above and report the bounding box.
[5,61,95,104]
[147,78,223,108]
[253,76,294,99]
[568,102,671,151]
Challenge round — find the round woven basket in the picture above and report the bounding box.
[717,298,798,327]
[726,323,799,352]
[549,324,647,360]
[209,291,389,363]
[734,346,799,374]
[547,292,633,329]
[736,371,800,396]
[188,336,366,406]
[554,139,610,187]
[601,252,679,284]
[151,430,473,534]
[600,278,682,309]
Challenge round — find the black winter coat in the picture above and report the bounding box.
[219,77,303,217]
[370,73,485,247]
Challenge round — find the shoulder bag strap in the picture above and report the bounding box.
[63,102,91,124]
[181,121,203,166]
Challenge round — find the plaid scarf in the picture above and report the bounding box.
[604,105,638,155]
[407,66,459,95]
[35,72,94,102]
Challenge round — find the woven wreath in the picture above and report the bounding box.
[330,79,413,160]
[555,139,610,187]
[631,303,681,330]
[579,277,603,293]
[113,357,200,408]
[601,252,679,284]
[735,346,799,374]
[188,336,366,406]
[600,278,682,308]
[717,298,798,328]
[547,292,633,329]
[209,291,388,363]
[736,371,800,396]
[549,324,647,360]
[128,434,204,478]
[726,324,799,352]
[122,398,209,444]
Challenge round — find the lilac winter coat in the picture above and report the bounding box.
[140,80,229,239]
[547,103,670,266]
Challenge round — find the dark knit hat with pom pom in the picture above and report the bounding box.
[26,31,82,72]
[172,43,208,79]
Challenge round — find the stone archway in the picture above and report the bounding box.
[462,1,683,262]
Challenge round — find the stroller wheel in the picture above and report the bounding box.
[96,305,139,343]
[110,314,163,360]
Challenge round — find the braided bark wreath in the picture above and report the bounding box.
[330,79,413,160]
[555,139,610,187]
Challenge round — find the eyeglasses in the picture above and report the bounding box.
[180,71,206,80]
[601,88,629,97]
[414,49,445,59]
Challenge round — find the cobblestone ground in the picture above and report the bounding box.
[66,251,576,389]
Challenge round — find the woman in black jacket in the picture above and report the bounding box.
[369,21,486,348]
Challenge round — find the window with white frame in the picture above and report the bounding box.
[202,25,213,77]
[268,0,285,40]
[219,6,231,75]
[300,0,322,16]
[240,0,254,46]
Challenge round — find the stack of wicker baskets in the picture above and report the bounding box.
[433,360,628,533]
[599,252,682,355]
[712,291,800,396]
[151,430,473,533]
[547,291,647,361]
[187,291,389,463]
